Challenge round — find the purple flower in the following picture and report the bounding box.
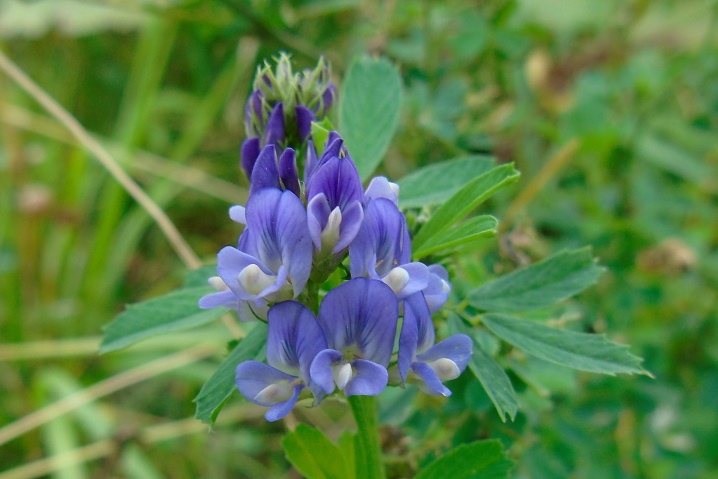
[364,176,400,205]
[424,264,452,313]
[306,133,364,254]
[235,301,328,421]
[349,198,430,299]
[310,278,398,396]
[304,131,345,187]
[397,293,472,396]
[199,188,312,312]
[248,145,300,197]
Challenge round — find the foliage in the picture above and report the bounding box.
[1,0,716,478]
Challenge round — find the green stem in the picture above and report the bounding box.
[348,395,385,479]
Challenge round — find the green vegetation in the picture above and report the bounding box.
[1,1,716,477]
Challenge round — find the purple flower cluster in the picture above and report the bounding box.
[200,57,470,421]
[241,53,337,182]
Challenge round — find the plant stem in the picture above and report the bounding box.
[348,395,385,479]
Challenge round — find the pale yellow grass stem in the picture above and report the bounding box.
[0,345,216,447]
[0,47,202,270]
[502,139,581,232]
[0,104,248,205]
[0,48,243,338]
[0,405,266,479]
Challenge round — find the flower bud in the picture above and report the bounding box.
[241,53,338,180]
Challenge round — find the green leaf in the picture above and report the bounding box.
[637,134,715,185]
[414,215,497,259]
[100,287,226,353]
[397,155,495,209]
[448,314,518,421]
[194,323,268,424]
[412,164,520,250]
[481,314,648,375]
[468,247,605,313]
[183,265,219,288]
[282,424,355,479]
[340,56,402,180]
[311,117,334,156]
[415,440,513,479]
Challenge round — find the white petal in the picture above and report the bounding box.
[254,381,294,403]
[427,358,460,381]
[208,276,230,291]
[320,206,343,252]
[332,362,353,390]
[381,267,410,295]
[237,264,276,295]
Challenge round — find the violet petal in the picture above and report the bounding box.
[344,359,388,396]
[278,148,300,197]
[334,200,364,253]
[244,188,312,296]
[306,193,332,250]
[398,292,435,382]
[229,205,246,225]
[310,349,343,394]
[295,105,315,141]
[249,145,281,195]
[364,176,399,205]
[264,102,285,146]
[411,361,451,397]
[198,290,237,310]
[235,360,297,407]
[266,301,328,383]
[317,278,398,367]
[241,137,261,180]
[216,246,272,301]
[350,198,410,279]
[265,383,303,421]
[416,334,473,373]
[424,265,451,313]
[392,262,431,299]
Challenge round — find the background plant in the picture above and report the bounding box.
[1,1,716,478]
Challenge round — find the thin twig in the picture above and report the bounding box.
[0,344,216,447]
[0,104,248,205]
[0,330,230,361]
[0,47,202,270]
[0,47,244,340]
[0,441,113,479]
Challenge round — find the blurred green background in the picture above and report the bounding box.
[1,0,716,478]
